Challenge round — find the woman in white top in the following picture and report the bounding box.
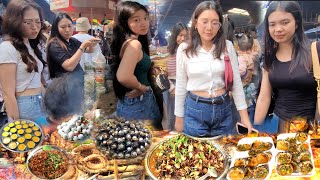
[175,1,252,137]
[0,0,46,124]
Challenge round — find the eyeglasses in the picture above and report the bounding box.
[197,20,221,29]
[23,20,44,28]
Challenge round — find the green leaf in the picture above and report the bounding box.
[42,145,52,151]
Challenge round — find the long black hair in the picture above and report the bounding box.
[185,1,225,59]
[111,1,150,99]
[264,1,311,73]
[46,13,73,78]
[167,22,188,55]
[2,0,45,73]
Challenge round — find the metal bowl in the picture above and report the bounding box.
[26,145,71,180]
[145,134,231,180]
[0,119,44,153]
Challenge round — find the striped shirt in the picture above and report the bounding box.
[166,54,176,79]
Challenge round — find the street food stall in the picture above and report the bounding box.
[0,113,320,179]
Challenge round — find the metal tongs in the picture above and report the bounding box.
[197,167,218,180]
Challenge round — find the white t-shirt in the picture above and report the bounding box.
[0,41,43,92]
[175,40,247,117]
[72,33,102,69]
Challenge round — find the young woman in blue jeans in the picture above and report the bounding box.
[111,1,161,124]
[175,1,252,137]
[163,22,188,131]
[0,0,46,125]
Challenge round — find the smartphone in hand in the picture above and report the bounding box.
[236,122,258,135]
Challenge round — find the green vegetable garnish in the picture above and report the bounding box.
[42,145,52,151]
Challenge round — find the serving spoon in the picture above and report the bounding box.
[197,167,218,180]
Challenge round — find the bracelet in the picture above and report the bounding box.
[79,47,85,53]
[138,82,142,90]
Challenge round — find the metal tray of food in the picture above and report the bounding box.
[275,133,315,177]
[0,119,43,153]
[26,145,71,179]
[227,137,276,180]
[146,134,230,180]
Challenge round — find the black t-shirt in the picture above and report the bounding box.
[268,57,317,121]
[48,37,83,78]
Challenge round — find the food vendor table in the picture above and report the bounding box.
[0,131,319,179]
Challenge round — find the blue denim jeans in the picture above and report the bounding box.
[117,88,161,122]
[183,92,235,137]
[17,93,47,126]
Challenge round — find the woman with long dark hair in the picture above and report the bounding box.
[163,22,188,131]
[111,1,161,124]
[46,13,98,79]
[254,1,316,133]
[175,1,252,137]
[0,0,46,123]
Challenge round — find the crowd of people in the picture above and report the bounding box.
[0,0,318,138]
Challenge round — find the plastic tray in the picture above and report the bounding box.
[227,137,276,180]
[275,133,316,177]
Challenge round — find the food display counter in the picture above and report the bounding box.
[0,116,320,180]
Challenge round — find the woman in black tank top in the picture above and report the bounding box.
[254,1,316,133]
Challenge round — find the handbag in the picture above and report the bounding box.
[311,41,320,119]
[224,48,233,91]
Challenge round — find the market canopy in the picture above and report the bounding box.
[49,0,116,20]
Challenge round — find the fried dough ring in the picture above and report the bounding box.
[83,154,108,170]
[72,143,96,154]
[77,159,109,174]
[72,143,100,163]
